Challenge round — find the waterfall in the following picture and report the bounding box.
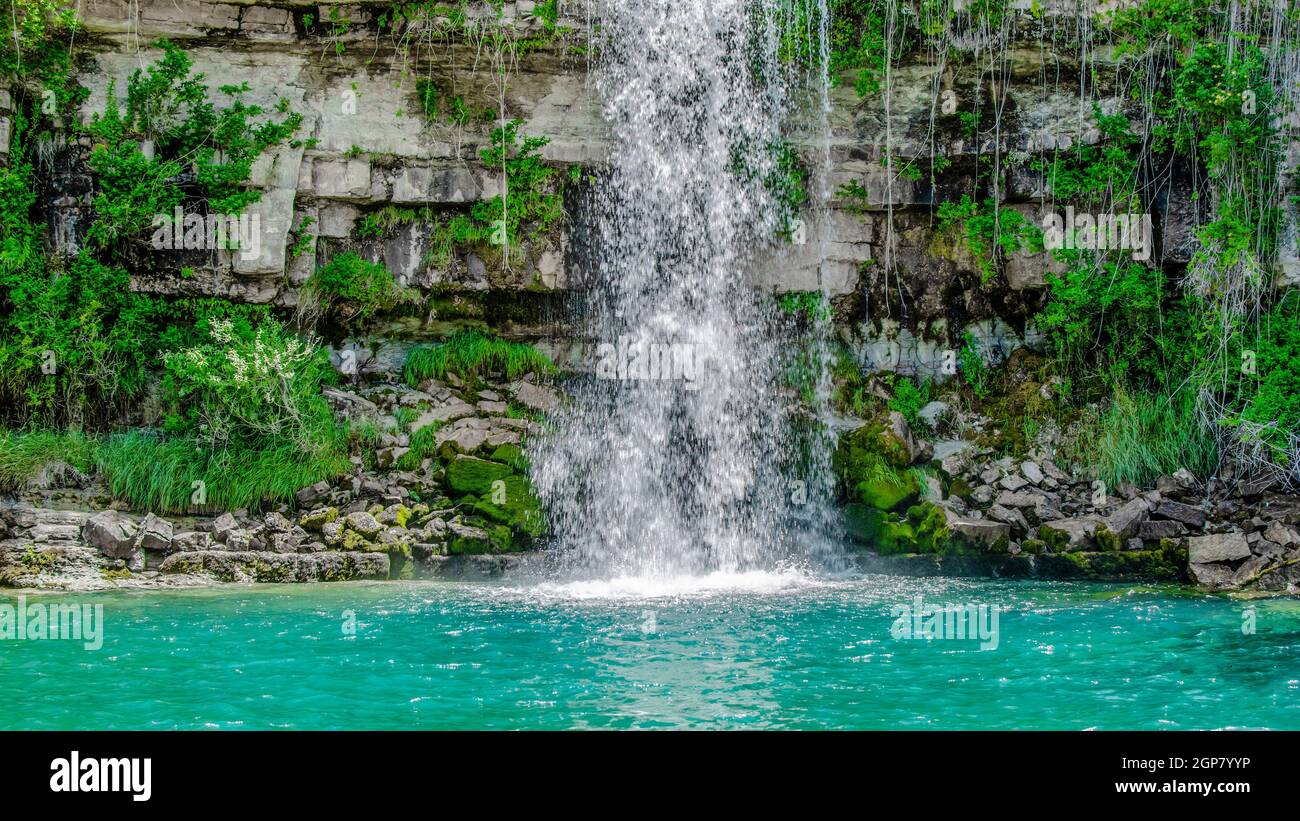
[531,0,839,579]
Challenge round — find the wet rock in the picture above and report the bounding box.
[513,381,560,413]
[158,550,390,583]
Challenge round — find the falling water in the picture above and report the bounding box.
[531,0,839,579]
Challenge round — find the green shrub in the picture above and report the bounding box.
[936,195,1044,284]
[96,430,350,513]
[404,330,554,386]
[161,317,339,454]
[307,252,411,322]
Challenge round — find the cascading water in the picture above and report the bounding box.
[532,0,840,580]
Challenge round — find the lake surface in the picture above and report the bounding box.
[3,571,1298,730]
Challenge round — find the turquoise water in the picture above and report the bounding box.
[2,572,1298,730]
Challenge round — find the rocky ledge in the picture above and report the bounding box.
[0,372,560,591]
[836,410,1300,595]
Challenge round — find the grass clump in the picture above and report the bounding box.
[95,431,351,513]
[404,330,554,386]
[1065,389,1218,489]
[0,430,99,491]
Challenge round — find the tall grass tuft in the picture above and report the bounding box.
[95,431,352,514]
[404,330,555,387]
[0,430,100,491]
[1067,388,1218,488]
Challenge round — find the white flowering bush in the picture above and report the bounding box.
[162,317,338,453]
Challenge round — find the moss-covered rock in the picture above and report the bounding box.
[489,443,529,471]
[299,506,339,531]
[446,455,514,496]
[844,501,953,556]
[471,474,545,538]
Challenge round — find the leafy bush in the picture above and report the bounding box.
[161,317,339,454]
[0,429,99,491]
[307,252,411,323]
[936,195,1043,284]
[1036,255,1203,397]
[404,330,554,385]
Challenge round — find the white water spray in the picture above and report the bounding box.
[531,0,838,579]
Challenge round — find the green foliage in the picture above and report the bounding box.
[959,333,989,400]
[1225,292,1300,464]
[307,252,412,323]
[95,430,350,514]
[1031,106,1141,209]
[737,139,808,238]
[1036,255,1203,396]
[828,0,891,97]
[86,39,302,234]
[936,195,1043,284]
[775,290,830,323]
[0,429,98,491]
[426,119,565,268]
[161,317,340,454]
[403,330,555,385]
[1065,388,1218,488]
[885,374,931,429]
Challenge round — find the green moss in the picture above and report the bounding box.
[445,455,514,496]
[470,474,545,539]
[299,507,339,530]
[834,416,924,513]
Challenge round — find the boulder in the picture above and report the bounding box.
[1188,533,1251,564]
[1038,518,1101,551]
[82,511,139,559]
[295,480,331,505]
[1103,498,1149,541]
[947,517,1011,549]
[344,511,384,540]
[1153,500,1206,529]
[513,381,560,413]
[136,512,174,551]
[210,512,239,543]
[1138,519,1187,540]
[1019,461,1044,485]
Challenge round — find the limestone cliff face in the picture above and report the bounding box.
[9,0,1290,374]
